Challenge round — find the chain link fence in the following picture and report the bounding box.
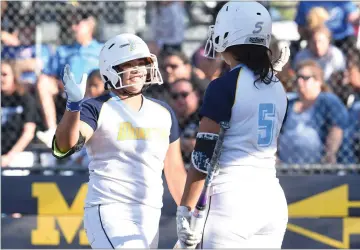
[1,1,360,170]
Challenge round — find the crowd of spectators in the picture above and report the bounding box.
[1,1,360,170]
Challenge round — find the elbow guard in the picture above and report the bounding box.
[52,132,86,160]
[191,132,219,175]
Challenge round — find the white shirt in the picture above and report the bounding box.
[80,92,179,209]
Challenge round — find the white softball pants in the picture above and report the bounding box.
[201,169,288,248]
[83,203,161,249]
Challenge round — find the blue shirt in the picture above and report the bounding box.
[43,40,103,83]
[295,1,357,40]
[279,92,348,164]
[1,44,52,84]
[338,94,360,163]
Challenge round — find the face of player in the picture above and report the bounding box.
[86,76,105,98]
[295,66,322,100]
[169,80,199,117]
[114,58,149,93]
[1,63,16,95]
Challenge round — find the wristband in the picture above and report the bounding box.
[66,99,83,112]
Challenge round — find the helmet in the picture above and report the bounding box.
[204,1,272,58]
[99,33,163,90]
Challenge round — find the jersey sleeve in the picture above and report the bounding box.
[168,105,180,143]
[200,74,237,123]
[80,95,110,131]
[147,97,180,143]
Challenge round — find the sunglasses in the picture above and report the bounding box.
[171,91,191,100]
[296,75,314,81]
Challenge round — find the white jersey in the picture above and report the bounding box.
[199,64,287,182]
[80,92,179,209]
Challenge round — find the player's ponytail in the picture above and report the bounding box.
[225,44,274,85]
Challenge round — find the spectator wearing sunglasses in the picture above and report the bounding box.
[145,49,209,102]
[278,60,348,164]
[161,50,209,94]
[168,79,201,165]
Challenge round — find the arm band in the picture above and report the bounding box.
[52,132,86,159]
[191,132,219,174]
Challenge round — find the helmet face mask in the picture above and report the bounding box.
[204,1,272,59]
[99,34,163,90]
[107,56,163,90]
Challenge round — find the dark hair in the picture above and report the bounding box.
[88,69,101,81]
[225,44,274,85]
[159,49,190,65]
[346,48,360,69]
[170,78,198,92]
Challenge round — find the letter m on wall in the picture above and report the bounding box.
[31,183,89,245]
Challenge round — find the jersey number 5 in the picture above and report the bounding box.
[257,103,275,147]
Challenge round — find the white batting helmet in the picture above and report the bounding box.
[99,33,163,90]
[204,1,272,58]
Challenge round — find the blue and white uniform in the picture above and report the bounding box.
[200,65,288,248]
[82,92,179,248]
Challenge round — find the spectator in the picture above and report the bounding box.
[85,69,106,98]
[162,50,208,92]
[1,8,52,88]
[1,1,22,47]
[338,51,360,163]
[1,60,38,167]
[295,1,359,54]
[36,11,103,148]
[278,60,348,164]
[149,1,186,52]
[307,7,330,31]
[145,49,208,102]
[168,79,201,165]
[293,25,346,83]
[192,44,229,81]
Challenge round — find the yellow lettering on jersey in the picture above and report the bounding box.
[117,122,168,141]
[31,183,89,246]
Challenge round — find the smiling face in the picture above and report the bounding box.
[112,57,151,93]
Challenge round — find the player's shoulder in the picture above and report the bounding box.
[83,92,113,110]
[206,67,242,94]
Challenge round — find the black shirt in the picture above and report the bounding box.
[1,92,37,154]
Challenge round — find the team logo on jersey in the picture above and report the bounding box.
[117,122,169,141]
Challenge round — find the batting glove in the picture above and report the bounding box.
[176,206,202,248]
[62,64,88,112]
[273,46,290,73]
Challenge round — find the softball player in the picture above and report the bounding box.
[176,1,289,248]
[52,33,187,248]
